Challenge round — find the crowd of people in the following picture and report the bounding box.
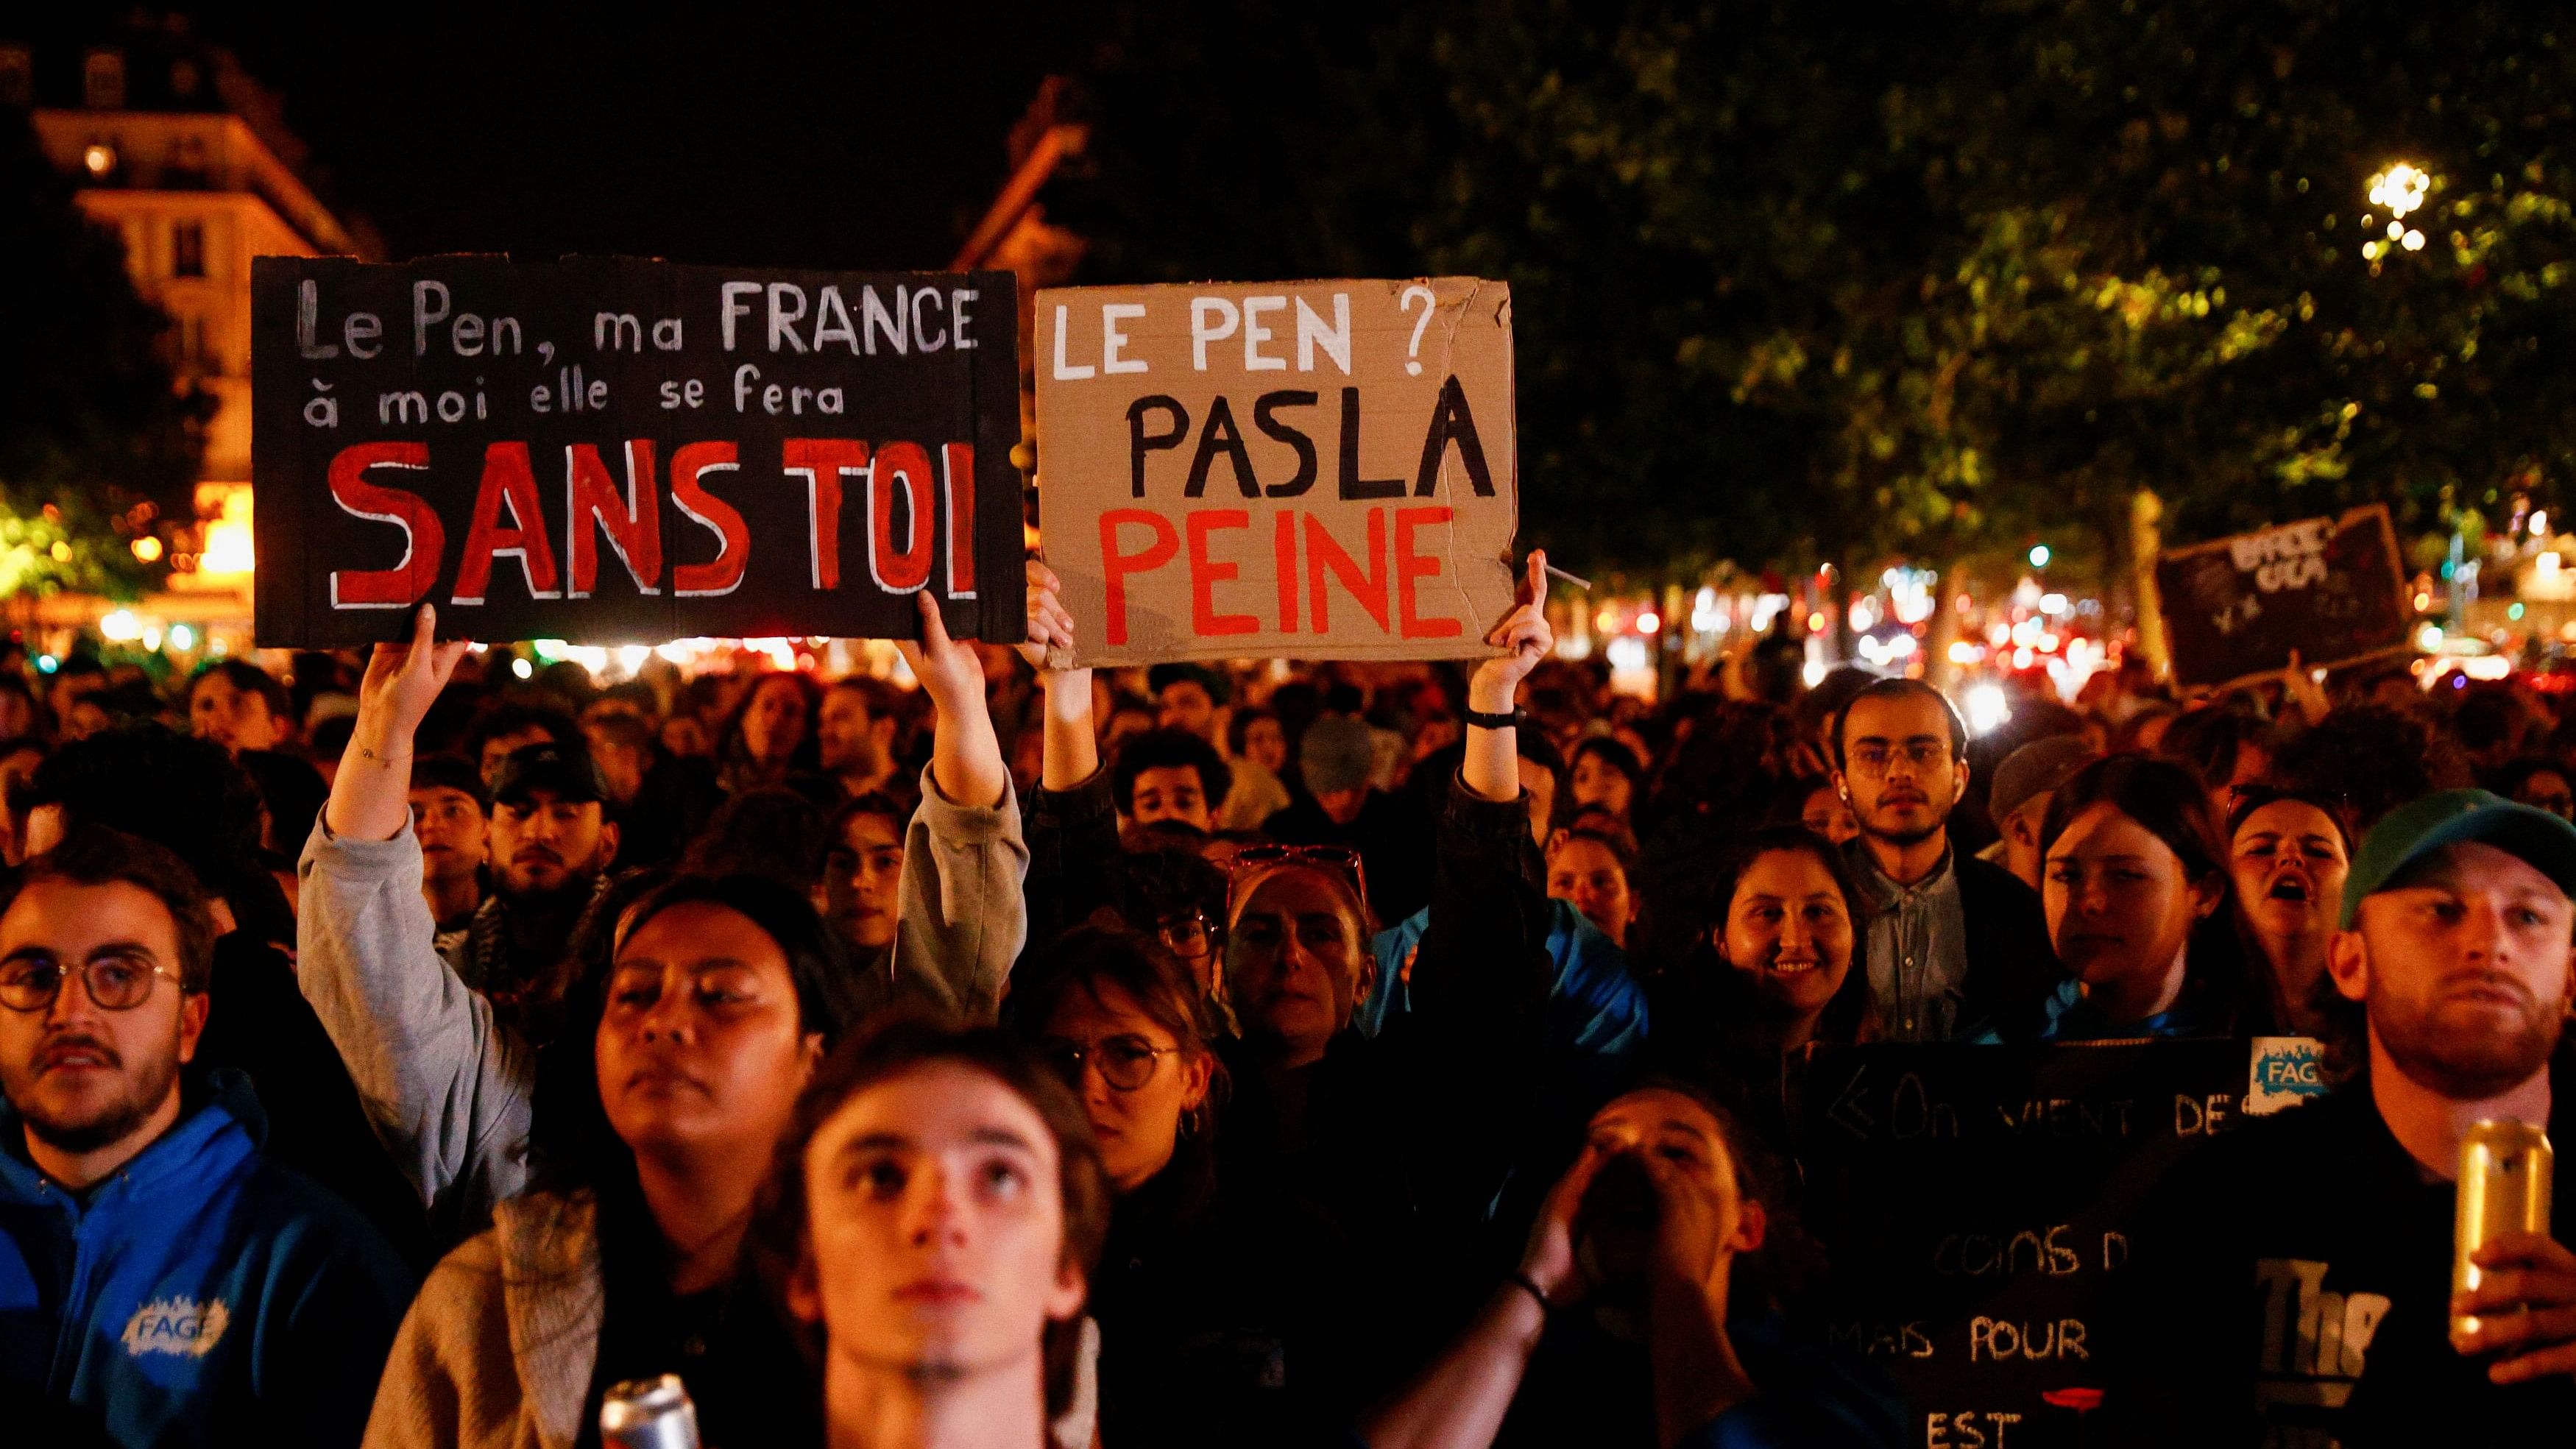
[4,553,2575,1448]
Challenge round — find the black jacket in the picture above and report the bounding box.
[1950,849,2064,1041]
[2106,1047,2576,1446]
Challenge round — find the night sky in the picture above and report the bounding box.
[82,3,1103,268]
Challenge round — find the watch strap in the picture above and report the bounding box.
[1463,705,1523,731]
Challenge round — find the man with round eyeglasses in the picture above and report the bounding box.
[0,826,408,1448]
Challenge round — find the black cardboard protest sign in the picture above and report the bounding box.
[2152,505,2412,690]
[251,257,1024,647]
[1788,1041,2246,1449]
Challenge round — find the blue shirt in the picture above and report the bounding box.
[0,1070,414,1448]
[1362,897,1650,1077]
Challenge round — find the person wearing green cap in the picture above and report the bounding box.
[2109,787,2576,1442]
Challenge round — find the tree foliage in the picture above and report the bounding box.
[1063,1,2576,587]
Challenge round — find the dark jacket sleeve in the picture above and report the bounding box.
[1956,856,2067,1041]
[1022,765,1122,955]
[1401,777,1557,1041]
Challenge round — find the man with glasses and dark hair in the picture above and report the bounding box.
[1831,678,2060,1041]
[0,826,410,1448]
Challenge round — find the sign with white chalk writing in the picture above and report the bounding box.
[1033,278,1518,666]
[251,257,1025,647]
[2151,505,2412,690]
[1789,1041,2247,1449]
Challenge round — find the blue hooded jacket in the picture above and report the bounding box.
[0,1069,415,1448]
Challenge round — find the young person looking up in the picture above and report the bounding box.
[765,1019,1109,1449]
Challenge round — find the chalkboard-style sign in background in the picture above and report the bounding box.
[252,257,1025,648]
[1788,1041,2247,1449]
[2151,504,2413,690]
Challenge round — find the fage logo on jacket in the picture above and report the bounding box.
[120,1297,232,1358]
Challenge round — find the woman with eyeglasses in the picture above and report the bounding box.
[1006,925,1323,1448]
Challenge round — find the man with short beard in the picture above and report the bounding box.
[442,739,620,1029]
[2115,790,2576,1443]
[0,826,409,1448]
[1830,679,2058,1041]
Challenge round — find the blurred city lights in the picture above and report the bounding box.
[2028,544,2051,568]
[2368,162,2430,219]
[130,536,163,562]
[1636,611,1660,634]
[169,625,195,651]
[99,609,141,642]
[82,143,115,175]
[1965,684,2011,736]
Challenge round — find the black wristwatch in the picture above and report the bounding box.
[1463,705,1524,731]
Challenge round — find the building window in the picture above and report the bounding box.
[0,46,29,109]
[172,221,205,278]
[83,49,127,110]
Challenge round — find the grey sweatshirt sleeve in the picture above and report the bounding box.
[296,818,532,1226]
[888,763,1030,1024]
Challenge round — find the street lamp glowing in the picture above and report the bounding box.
[82,144,115,176]
[2028,544,2051,568]
[2368,163,2430,219]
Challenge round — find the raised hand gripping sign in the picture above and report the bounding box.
[1033,278,1519,665]
[251,256,1025,646]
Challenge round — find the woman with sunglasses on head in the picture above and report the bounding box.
[1006,924,1327,1449]
[1206,552,1631,1418]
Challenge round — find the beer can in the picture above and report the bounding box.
[600,1373,700,1449]
[2451,1119,2555,1352]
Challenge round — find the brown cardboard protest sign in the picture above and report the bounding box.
[2151,505,2412,690]
[1033,278,1517,665]
[251,256,1025,647]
